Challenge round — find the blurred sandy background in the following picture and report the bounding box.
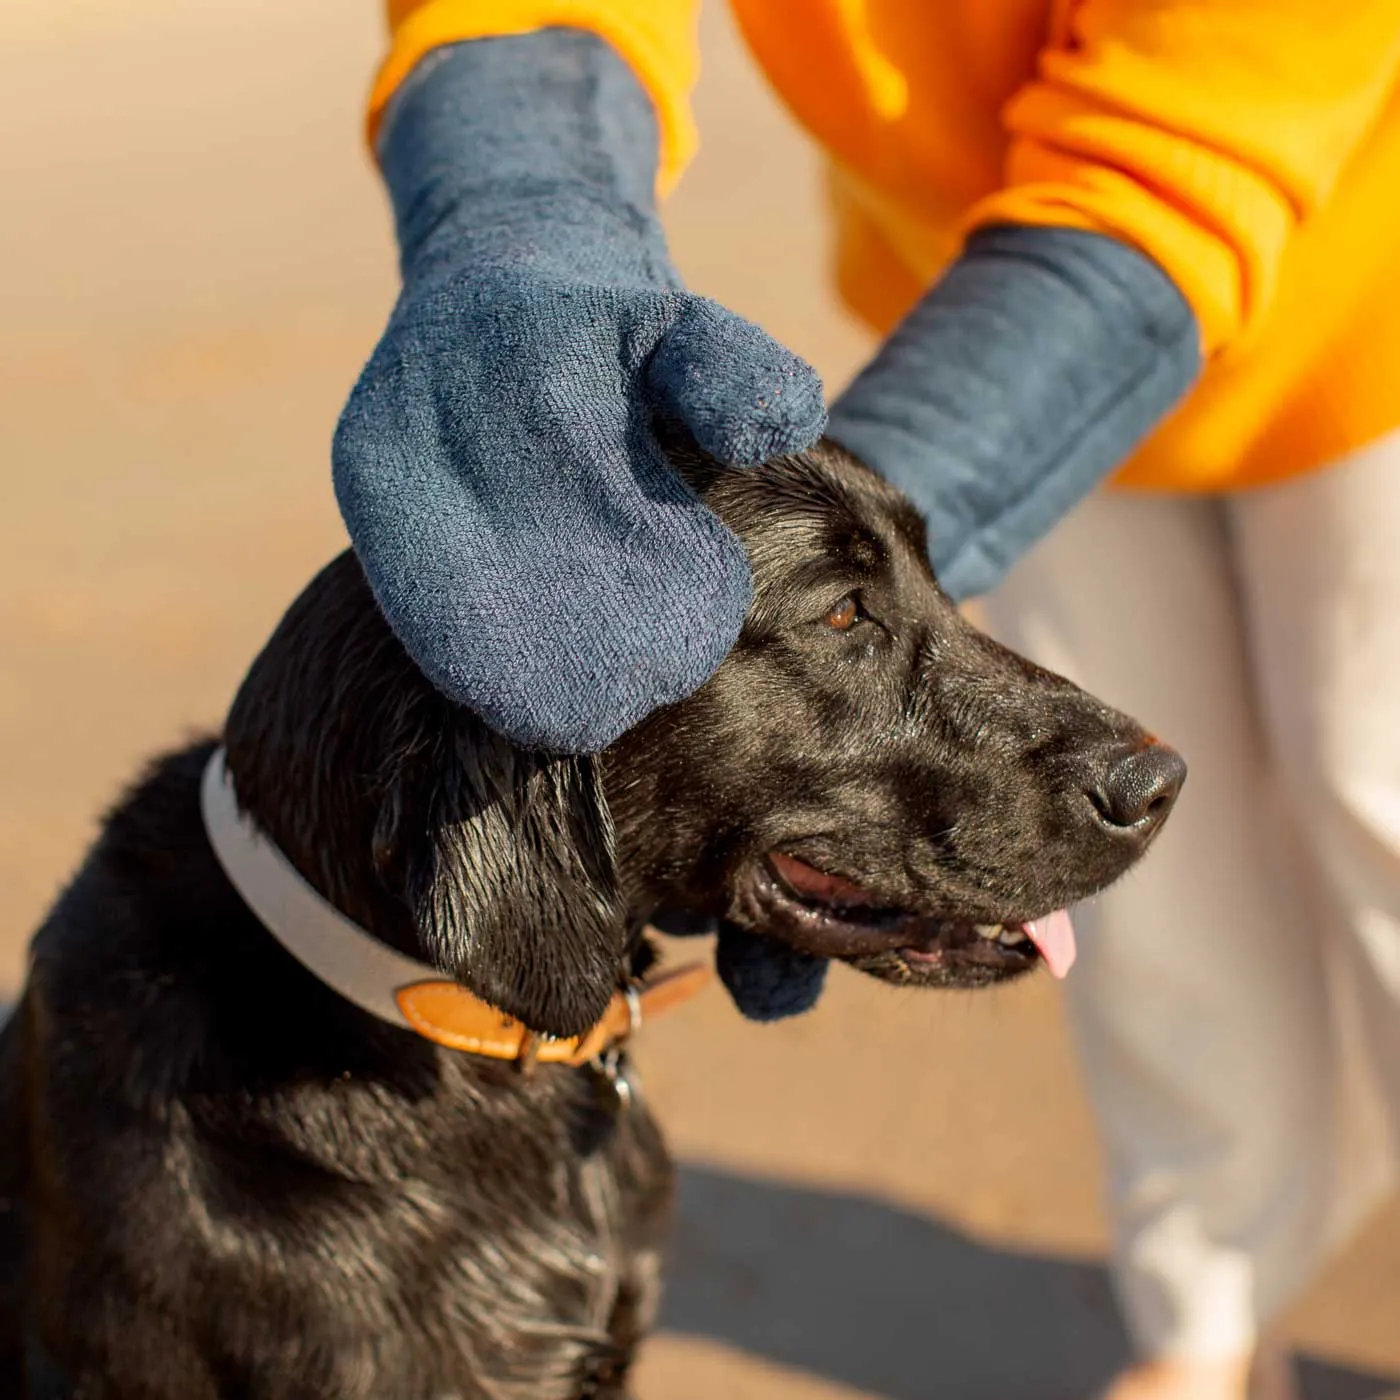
[2,4,1398,1395]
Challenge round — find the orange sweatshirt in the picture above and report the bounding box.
[370,1,1400,493]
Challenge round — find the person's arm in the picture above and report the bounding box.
[334,13,824,756]
[337,10,829,1022]
[978,0,1400,357]
[368,1,702,196]
[829,1,1400,600]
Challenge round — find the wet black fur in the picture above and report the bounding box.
[0,441,1175,1397]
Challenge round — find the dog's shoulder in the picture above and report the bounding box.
[29,741,262,1071]
[28,740,448,1106]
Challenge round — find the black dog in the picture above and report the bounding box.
[0,440,1183,1398]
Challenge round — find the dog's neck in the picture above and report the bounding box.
[200,747,708,1062]
[201,747,440,1025]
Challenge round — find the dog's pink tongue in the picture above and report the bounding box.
[1026,910,1076,979]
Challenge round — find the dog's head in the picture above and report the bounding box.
[224,441,1182,1037]
[610,442,1183,991]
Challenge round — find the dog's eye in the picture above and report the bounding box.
[824,595,861,631]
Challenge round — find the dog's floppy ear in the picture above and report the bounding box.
[225,550,629,1042]
[381,713,628,1040]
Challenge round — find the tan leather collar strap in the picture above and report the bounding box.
[394,963,711,1065]
[200,747,709,1063]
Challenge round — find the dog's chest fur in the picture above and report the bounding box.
[0,746,672,1400]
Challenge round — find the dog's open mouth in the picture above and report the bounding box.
[750,851,1076,983]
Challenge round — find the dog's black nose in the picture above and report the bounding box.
[1090,742,1186,833]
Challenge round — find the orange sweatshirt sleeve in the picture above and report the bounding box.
[369,0,701,193]
[966,1,1400,356]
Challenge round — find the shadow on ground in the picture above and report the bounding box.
[662,1164,1398,1400]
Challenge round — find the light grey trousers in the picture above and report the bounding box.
[984,432,1400,1359]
